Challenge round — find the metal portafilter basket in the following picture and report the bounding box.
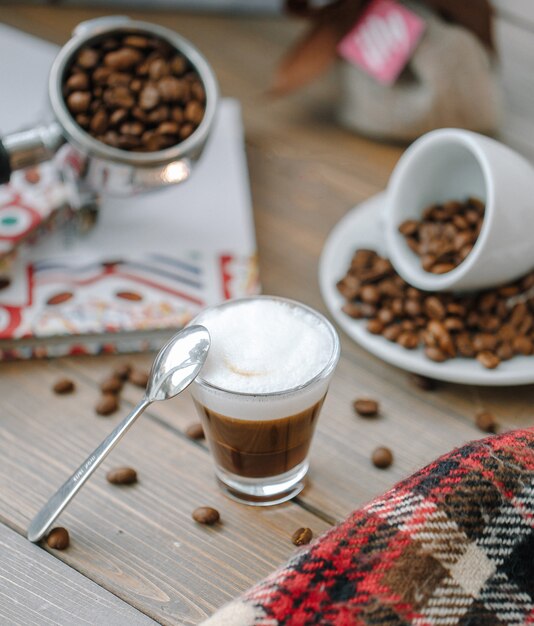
[0,16,218,205]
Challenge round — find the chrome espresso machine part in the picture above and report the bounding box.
[0,16,218,199]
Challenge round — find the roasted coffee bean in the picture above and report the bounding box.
[497,341,514,361]
[53,378,75,395]
[184,101,204,124]
[77,48,99,69]
[129,369,149,388]
[397,331,418,349]
[123,35,151,49]
[90,109,108,134]
[149,58,170,81]
[66,72,89,92]
[114,363,132,381]
[341,302,363,319]
[109,108,128,126]
[170,54,188,75]
[139,84,160,110]
[372,446,393,469]
[425,346,447,362]
[106,466,137,485]
[104,47,143,70]
[67,91,91,114]
[383,324,402,341]
[95,394,119,416]
[475,411,497,433]
[424,297,446,320]
[476,351,500,369]
[292,527,313,546]
[100,376,123,394]
[185,422,205,440]
[410,373,437,391]
[353,398,379,417]
[157,76,186,101]
[192,506,220,525]
[46,527,70,550]
[513,336,532,355]
[367,319,384,335]
[179,123,194,140]
[0,277,11,290]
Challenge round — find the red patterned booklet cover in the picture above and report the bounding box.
[0,26,258,359]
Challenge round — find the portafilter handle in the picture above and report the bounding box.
[0,121,65,184]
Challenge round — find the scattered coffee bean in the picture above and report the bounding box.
[410,373,437,391]
[129,369,149,388]
[192,506,220,525]
[399,198,484,274]
[95,393,119,416]
[353,398,379,417]
[62,32,206,151]
[53,378,75,395]
[338,249,534,369]
[292,527,313,546]
[106,466,138,485]
[475,411,498,433]
[185,422,205,440]
[0,277,10,290]
[113,363,132,381]
[100,376,123,395]
[372,446,393,469]
[46,527,70,550]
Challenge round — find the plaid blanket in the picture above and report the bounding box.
[204,429,534,625]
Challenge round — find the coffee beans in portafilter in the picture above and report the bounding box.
[399,197,484,274]
[337,248,534,369]
[63,32,206,151]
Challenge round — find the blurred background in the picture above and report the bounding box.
[1,0,533,160]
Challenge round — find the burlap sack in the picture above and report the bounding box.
[338,4,501,141]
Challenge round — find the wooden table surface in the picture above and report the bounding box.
[1,6,533,626]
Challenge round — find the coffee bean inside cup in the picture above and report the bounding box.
[63,31,206,152]
[399,197,484,274]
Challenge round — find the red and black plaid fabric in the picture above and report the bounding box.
[203,429,534,625]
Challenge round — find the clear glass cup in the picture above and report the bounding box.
[189,296,340,506]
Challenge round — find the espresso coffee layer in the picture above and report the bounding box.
[194,398,324,478]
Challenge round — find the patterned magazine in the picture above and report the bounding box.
[0,26,259,360]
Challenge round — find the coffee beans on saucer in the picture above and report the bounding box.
[337,248,534,369]
[292,527,313,546]
[192,506,220,525]
[47,527,70,550]
[63,32,206,151]
[399,197,484,274]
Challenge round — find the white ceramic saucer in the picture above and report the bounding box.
[319,193,534,386]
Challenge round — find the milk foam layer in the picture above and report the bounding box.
[194,299,334,394]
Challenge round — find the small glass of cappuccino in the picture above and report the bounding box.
[189,296,340,505]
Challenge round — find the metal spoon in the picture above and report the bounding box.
[27,325,210,543]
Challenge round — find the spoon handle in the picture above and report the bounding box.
[27,397,151,543]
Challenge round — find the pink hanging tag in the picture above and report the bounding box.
[337,0,426,85]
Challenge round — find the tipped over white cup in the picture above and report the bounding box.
[385,129,534,292]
